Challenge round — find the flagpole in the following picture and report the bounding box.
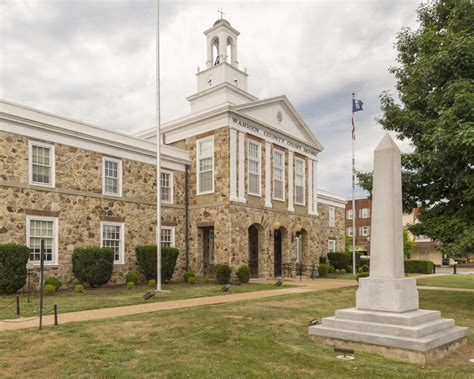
[351,93,356,276]
[156,0,162,291]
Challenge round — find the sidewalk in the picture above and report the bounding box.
[0,279,356,332]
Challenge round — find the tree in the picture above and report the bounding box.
[403,229,416,259]
[358,0,474,256]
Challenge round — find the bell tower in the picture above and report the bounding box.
[188,18,256,112]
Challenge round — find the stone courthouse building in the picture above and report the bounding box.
[0,19,345,285]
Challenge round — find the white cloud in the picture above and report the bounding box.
[0,0,421,198]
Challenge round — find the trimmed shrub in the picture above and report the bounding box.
[187,276,197,285]
[335,269,341,274]
[203,277,209,284]
[361,264,370,273]
[45,277,62,292]
[125,271,140,285]
[183,272,195,282]
[357,272,370,281]
[328,252,364,269]
[346,265,353,273]
[148,279,157,287]
[72,247,114,287]
[404,260,434,274]
[328,266,335,273]
[0,244,30,294]
[236,265,250,284]
[44,284,56,295]
[135,245,179,283]
[214,264,231,284]
[318,264,329,277]
[319,256,327,265]
[341,269,347,274]
[74,284,84,293]
[357,267,363,273]
[127,281,135,290]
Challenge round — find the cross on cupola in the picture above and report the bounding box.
[217,7,225,19]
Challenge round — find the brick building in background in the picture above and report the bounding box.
[345,198,372,253]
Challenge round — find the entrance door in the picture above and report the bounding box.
[274,230,282,277]
[202,227,214,275]
[248,225,259,277]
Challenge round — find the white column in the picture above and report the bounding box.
[264,142,272,208]
[230,129,238,202]
[288,151,294,212]
[313,160,318,215]
[238,132,246,203]
[308,158,315,215]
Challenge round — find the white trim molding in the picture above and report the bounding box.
[288,151,294,212]
[102,156,123,197]
[308,158,315,215]
[161,226,176,247]
[100,221,125,265]
[294,157,305,206]
[272,148,285,202]
[160,169,174,204]
[196,135,215,195]
[26,215,59,266]
[238,131,246,203]
[247,139,261,197]
[28,140,56,188]
[229,129,238,201]
[264,142,272,208]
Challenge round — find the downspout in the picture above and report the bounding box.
[185,164,190,272]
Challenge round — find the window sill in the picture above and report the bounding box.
[31,264,59,269]
[29,182,55,188]
[102,192,122,198]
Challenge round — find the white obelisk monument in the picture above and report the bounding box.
[309,134,468,364]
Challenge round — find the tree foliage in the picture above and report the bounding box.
[358,0,474,256]
[403,229,416,259]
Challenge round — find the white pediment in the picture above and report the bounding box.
[231,96,323,151]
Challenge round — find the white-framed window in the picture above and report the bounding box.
[160,171,173,203]
[197,136,214,194]
[102,157,122,197]
[347,227,353,237]
[28,141,55,187]
[361,226,370,236]
[361,208,370,219]
[161,226,175,247]
[328,206,335,227]
[273,149,285,201]
[26,215,58,265]
[247,140,261,196]
[294,157,305,205]
[346,210,353,220]
[328,239,336,253]
[100,221,125,264]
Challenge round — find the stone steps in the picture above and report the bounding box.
[322,316,454,338]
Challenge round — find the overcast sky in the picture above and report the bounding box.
[0,0,421,198]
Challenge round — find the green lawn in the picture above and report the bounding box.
[0,283,288,320]
[0,288,473,378]
[417,274,474,289]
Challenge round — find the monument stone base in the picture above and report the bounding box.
[308,307,469,364]
[356,277,419,312]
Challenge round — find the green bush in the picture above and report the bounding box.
[361,264,370,273]
[203,277,209,284]
[236,265,250,283]
[148,279,156,287]
[187,276,197,285]
[328,252,364,269]
[45,277,62,292]
[341,269,347,274]
[0,244,30,294]
[183,272,195,282]
[335,269,341,274]
[72,247,114,287]
[319,256,327,265]
[74,284,84,293]
[318,264,329,277]
[357,267,363,273]
[214,264,231,284]
[135,245,179,283]
[127,281,135,290]
[404,260,434,274]
[44,284,56,295]
[346,265,353,273]
[328,266,335,273]
[125,271,140,285]
[357,272,370,281]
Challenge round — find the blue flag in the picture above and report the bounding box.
[352,98,363,113]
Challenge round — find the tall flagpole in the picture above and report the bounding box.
[351,93,356,276]
[156,0,162,291]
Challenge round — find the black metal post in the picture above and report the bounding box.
[39,239,45,330]
[27,268,31,303]
[433,264,436,274]
[16,295,20,316]
[299,263,303,282]
[54,304,58,326]
[453,263,457,275]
